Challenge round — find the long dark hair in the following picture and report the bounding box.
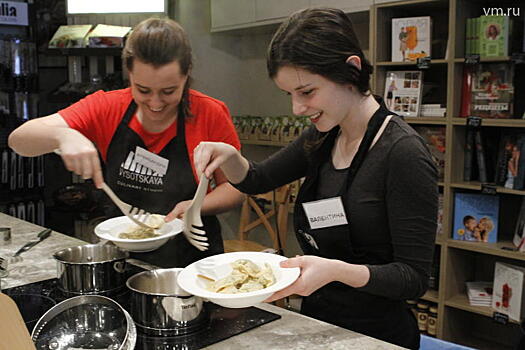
[267,7,373,151]
[123,17,193,118]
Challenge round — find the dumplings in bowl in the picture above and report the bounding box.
[177,252,300,308]
[94,216,183,252]
[207,259,276,294]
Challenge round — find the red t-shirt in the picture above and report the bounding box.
[59,88,240,180]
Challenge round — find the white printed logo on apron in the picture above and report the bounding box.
[117,147,169,188]
[302,197,348,230]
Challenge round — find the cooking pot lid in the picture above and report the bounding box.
[31,295,136,350]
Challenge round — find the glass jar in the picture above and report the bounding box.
[427,306,438,336]
[416,302,429,333]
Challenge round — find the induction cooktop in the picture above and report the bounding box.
[4,265,281,350]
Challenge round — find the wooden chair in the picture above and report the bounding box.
[224,184,292,254]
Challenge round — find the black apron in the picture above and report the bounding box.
[104,101,223,268]
[293,111,420,350]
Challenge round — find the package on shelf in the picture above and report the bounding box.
[48,24,93,48]
[270,117,282,143]
[391,16,431,62]
[257,117,272,141]
[492,262,525,322]
[86,24,132,48]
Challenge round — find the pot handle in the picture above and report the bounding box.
[113,261,126,273]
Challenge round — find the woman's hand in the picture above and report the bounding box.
[265,256,338,302]
[193,142,249,183]
[57,128,104,188]
[165,200,191,222]
[265,256,371,303]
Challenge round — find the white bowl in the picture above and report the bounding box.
[177,252,300,308]
[94,216,183,252]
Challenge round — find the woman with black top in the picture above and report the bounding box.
[194,8,437,349]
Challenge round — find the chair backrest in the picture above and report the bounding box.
[237,184,292,252]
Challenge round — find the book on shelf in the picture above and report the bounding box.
[513,198,525,252]
[463,127,475,181]
[413,126,445,181]
[474,128,488,183]
[384,71,422,117]
[437,193,444,236]
[466,63,515,119]
[492,262,525,322]
[420,104,446,117]
[452,192,499,243]
[495,132,525,190]
[465,16,511,57]
[48,24,93,48]
[465,281,493,306]
[391,16,431,62]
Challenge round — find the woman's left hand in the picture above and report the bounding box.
[265,255,338,302]
[165,200,191,222]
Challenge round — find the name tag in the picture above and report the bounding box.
[135,146,169,176]
[302,197,348,230]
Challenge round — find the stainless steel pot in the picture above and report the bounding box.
[126,268,207,336]
[53,244,129,295]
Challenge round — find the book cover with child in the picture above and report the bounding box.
[453,193,499,243]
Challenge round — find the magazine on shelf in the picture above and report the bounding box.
[469,63,514,119]
[492,262,525,321]
[452,192,499,243]
[391,16,432,62]
[384,71,422,117]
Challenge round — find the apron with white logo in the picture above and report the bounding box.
[105,101,223,267]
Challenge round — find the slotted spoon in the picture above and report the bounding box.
[182,174,209,251]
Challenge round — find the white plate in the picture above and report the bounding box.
[94,216,183,252]
[177,252,300,308]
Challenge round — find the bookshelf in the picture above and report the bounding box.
[371,0,525,349]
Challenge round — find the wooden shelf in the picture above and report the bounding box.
[446,239,525,261]
[404,117,447,125]
[451,118,525,127]
[376,59,447,66]
[450,182,525,196]
[445,293,519,325]
[453,56,511,63]
[422,289,439,303]
[45,48,123,56]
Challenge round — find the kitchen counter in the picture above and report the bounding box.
[0,213,406,349]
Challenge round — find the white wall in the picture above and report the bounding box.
[175,0,370,117]
[174,0,291,116]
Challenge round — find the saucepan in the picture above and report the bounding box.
[126,268,207,336]
[53,244,129,295]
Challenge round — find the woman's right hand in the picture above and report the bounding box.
[193,142,248,183]
[56,128,104,188]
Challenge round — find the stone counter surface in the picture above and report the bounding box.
[0,213,406,350]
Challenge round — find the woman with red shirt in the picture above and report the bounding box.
[8,18,244,267]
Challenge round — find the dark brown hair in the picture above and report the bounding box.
[267,8,373,151]
[123,17,193,118]
[267,7,372,95]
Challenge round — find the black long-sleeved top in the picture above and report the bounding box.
[234,103,437,301]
